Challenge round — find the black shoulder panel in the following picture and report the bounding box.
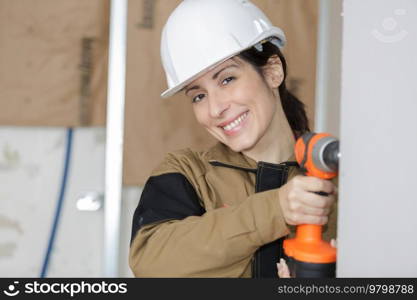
[130,173,205,243]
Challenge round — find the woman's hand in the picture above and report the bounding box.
[277,258,291,278]
[278,175,337,226]
[277,239,337,277]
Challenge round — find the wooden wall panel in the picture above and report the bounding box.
[253,0,319,129]
[123,0,318,186]
[123,0,216,185]
[0,0,109,126]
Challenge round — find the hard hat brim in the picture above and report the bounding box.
[160,29,285,98]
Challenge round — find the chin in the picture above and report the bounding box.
[224,137,256,153]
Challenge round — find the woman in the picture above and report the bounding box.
[129,0,337,278]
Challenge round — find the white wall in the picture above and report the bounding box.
[0,127,136,277]
[338,0,417,277]
[315,0,343,136]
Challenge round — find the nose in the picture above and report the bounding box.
[208,91,230,118]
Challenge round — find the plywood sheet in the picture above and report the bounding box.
[123,0,216,186]
[253,0,319,127]
[0,0,109,126]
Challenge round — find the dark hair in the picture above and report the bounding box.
[238,41,310,137]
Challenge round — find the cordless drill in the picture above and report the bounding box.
[283,132,340,278]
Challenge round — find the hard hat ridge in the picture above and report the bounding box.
[253,37,283,53]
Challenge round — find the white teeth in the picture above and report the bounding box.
[222,112,248,131]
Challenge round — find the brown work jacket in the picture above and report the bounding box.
[129,142,337,277]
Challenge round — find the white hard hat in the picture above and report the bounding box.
[160,0,286,98]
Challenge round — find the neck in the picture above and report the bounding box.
[242,101,295,164]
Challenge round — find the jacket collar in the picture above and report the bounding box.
[205,142,298,170]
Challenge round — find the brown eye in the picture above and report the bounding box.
[192,94,205,103]
[221,77,235,85]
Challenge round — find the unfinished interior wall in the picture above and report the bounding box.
[1,0,321,186]
[0,128,106,276]
[0,0,109,127]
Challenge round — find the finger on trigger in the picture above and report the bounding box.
[300,190,334,209]
[306,177,335,194]
[300,205,330,217]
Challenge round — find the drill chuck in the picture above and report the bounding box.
[312,136,340,173]
[322,140,339,172]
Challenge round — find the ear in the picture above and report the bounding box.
[262,55,284,89]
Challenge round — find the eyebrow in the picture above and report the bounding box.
[212,64,239,80]
[184,64,239,95]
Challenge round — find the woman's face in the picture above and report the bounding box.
[185,56,283,153]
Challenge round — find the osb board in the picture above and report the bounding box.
[253,0,319,128]
[123,0,318,186]
[124,0,215,186]
[0,0,109,126]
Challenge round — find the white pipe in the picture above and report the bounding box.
[314,0,331,133]
[104,0,127,277]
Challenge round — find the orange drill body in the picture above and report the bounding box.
[283,132,339,276]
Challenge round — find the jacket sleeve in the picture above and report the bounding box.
[129,172,290,278]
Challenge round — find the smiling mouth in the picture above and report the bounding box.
[220,111,249,131]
